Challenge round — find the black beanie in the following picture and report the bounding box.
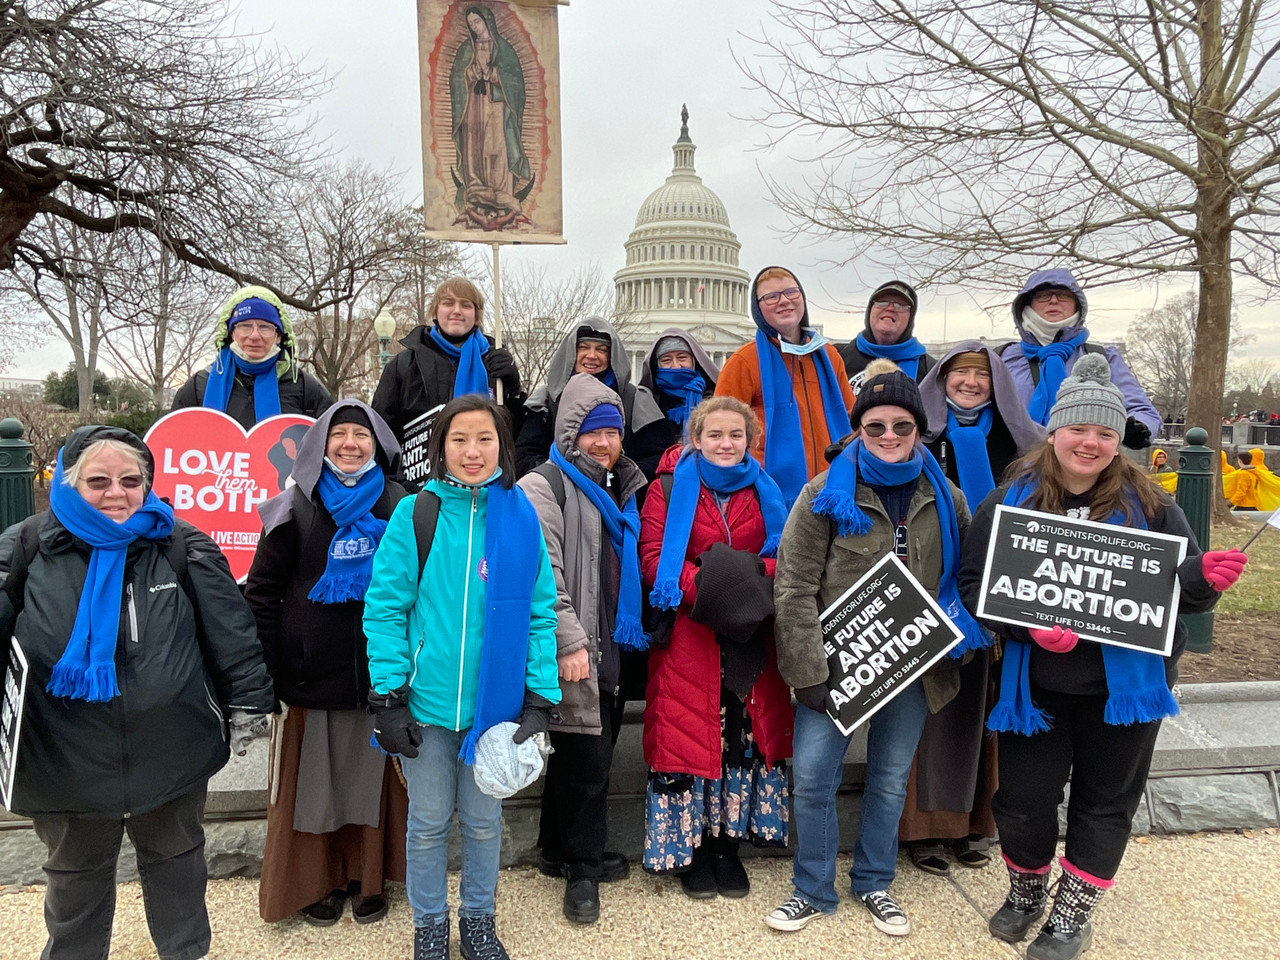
[850,361,927,433]
[329,405,373,431]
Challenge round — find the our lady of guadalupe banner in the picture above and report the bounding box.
[145,409,315,582]
[419,0,565,243]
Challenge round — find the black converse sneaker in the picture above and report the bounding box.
[764,895,826,932]
[859,889,911,936]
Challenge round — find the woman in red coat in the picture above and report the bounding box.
[639,396,793,900]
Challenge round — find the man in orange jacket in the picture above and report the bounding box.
[716,266,855,506]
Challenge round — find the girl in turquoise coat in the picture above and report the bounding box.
[364,396,560,960]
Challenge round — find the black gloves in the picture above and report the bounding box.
[794,683,830,713]
[513,691,556,744]
[1123,416,1152,450]
[486,349,522,395]
[369,685,422,758]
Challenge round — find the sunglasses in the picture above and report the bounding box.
[861,420,918,438]
[82,474,146,491]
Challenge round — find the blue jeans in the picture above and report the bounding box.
[400,725,503,926]
[790,682,929,910]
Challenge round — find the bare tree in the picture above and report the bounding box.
[744,0,1280,447]
[266,161,464,398]
[0,392,87,487]
[491,263,639,391]
[0,0,339,309]
[1125,290,1248,417]
[1227,356,1280,396]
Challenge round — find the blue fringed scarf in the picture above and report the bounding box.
[654,368,705,428]
[811,439,989,656]
[1022,330,1090,425]
[987,480,1180,735]
[946,406,996,506]
[854,332,927,380]
[47,452,176,701]
[203,348,282,421]
[429,325,491,398]
[548,445,648,650]
[649,451,788,610]
[459,479,545,763]
[307,466,388,604]
[757,329,850,507]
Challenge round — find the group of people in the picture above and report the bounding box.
[2,267,1250,960]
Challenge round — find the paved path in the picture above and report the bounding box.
[2,831,1278,959]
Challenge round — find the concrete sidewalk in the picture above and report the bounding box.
[2,831,1277,960]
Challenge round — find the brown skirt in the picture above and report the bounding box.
[259,707,409,922]
[898,651,998,843]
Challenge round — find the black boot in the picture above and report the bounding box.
[459,913,510,960]
[709,833,749,898]
[680,842,718,900]
[563,866,601,924]
[414,917,450,960]
[1026,866,1108,960]
[988,860,1050,943]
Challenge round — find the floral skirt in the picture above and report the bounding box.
[642,687,789,874]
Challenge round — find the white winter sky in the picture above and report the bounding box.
[8,0,1278,379]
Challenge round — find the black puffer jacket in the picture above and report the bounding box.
[1,513,275,818]
[244,483,406,710]
[371,325,525,444]
[171,366,332,431]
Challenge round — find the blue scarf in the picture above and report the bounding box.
[1022,330,1091,425]
[854,333,927,380]
[811,439,989,656]
[548,445,648,650]
[756,329,851,507]
[654,368,705,427]
[987,480,1180,735]
[649,451,788,610]
[428,326,491,397]
[47,452,176,701]
[203,347,282,421]
[459,480,546,762]
[946,406,996,506]
[308,466,388,604]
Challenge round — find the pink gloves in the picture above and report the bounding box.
[1029,624,1079,654]
[1202,549,1249,591]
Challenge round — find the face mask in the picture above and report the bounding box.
[230,341,282,363]
[779,330,829,356]
[323,456,378,484]
[1020,305,1081,346]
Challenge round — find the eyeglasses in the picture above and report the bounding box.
[1031,290,1075,304]
[861,420,918,438]
[757,286,802,305]
[233,321,279,337]
[870,300,911,313]
[82,474,146,491]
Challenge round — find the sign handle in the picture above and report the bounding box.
[1238,521,1272,554]
[491,242,504,407]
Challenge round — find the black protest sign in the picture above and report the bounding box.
[976,504,1187,656]
[401,404,444,485]
[1,639,28,810]
[819,553,964,736]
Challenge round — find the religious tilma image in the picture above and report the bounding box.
[418,0,565,243]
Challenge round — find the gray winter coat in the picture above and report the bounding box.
[517,374,647,735]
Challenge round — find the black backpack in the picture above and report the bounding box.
[3,514,192,617]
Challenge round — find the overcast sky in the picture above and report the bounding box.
[8,0,1277,378]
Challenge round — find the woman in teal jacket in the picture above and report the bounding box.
[364,395,560,960]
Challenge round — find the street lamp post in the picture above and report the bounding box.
[373,310,396,371]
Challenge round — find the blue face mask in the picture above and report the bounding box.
[323,455,379,485]
[779,330,829,356]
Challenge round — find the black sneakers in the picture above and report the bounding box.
[764,895,826,932]
[459,914,510,960]
[413,917,450,960]
[538,850,630,882]
[859,889,911,936]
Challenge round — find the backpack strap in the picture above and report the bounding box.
[412,491,442,581]
[532,461,567,509]
[659,472,673,503]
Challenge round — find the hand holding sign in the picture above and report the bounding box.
[1201,549,1248,591]
[1029,624,1079,653]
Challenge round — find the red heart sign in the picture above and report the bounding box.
[145,409,315,581]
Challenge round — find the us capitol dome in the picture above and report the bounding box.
[614,106,755,379]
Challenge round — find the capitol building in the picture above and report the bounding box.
[614,107,755,379]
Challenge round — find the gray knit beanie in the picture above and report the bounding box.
[1046,353,1126,435]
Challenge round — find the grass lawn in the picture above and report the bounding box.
[1210,518,1280,616]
